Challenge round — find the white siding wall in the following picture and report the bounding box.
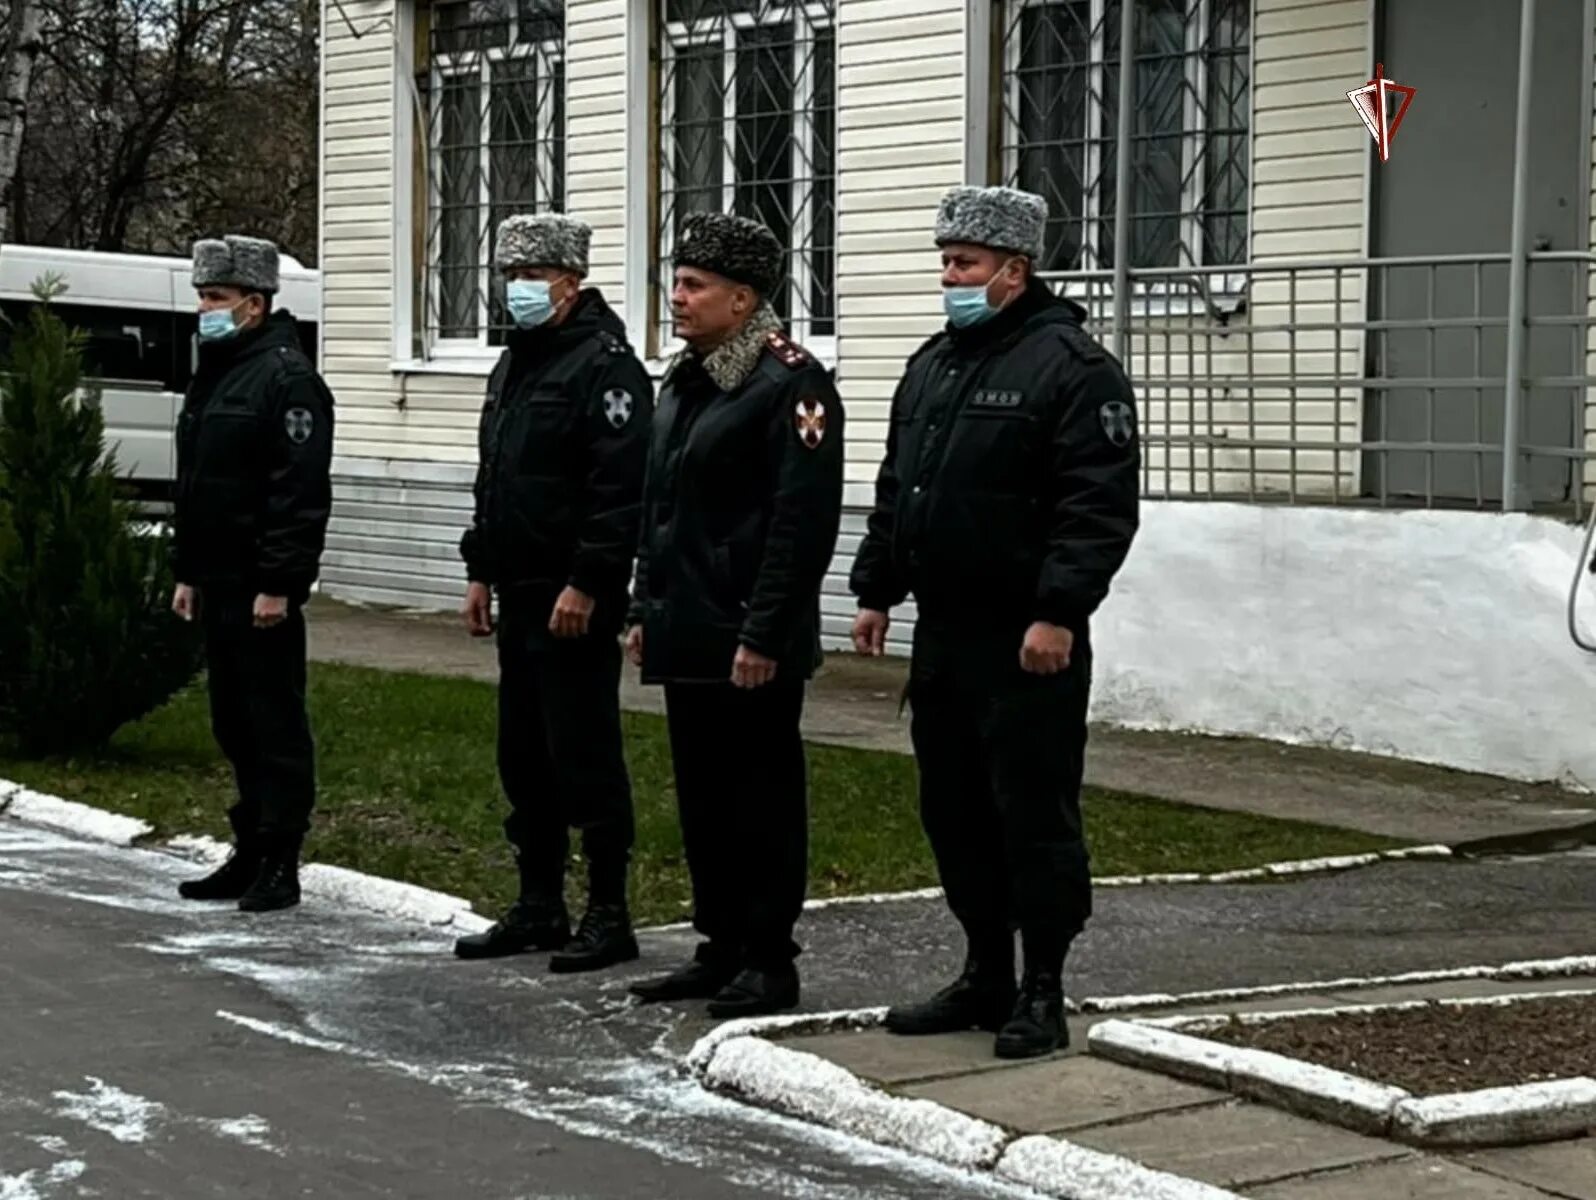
[565,0,630,304]
[826,0,969,653]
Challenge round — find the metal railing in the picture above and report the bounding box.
[1041,252,1596,519]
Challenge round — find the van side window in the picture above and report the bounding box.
[52,303,179,389]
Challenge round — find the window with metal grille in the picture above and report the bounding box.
[419,0,566,352]
[654,0,837,357]
[996,0,1249,275]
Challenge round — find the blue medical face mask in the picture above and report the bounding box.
[197,302,244,341]
[942,259,1019,329]
[506,279,555,328]
[942,285,998,329]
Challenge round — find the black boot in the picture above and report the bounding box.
[994,970,1067,1059]
[629,943,739,1003]
[706,962,800,1019]
[454,898,570,960]
[548,903,639,974]
[177,844,260,901]
[885,948,1017,1036]
[238,842,302,914]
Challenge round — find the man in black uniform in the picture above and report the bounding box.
[624,212,844,1018]
[452,213,653,973]
[849,186,1140,1058]
[171,234,334,914]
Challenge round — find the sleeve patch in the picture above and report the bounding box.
[794,395,827,449]
[602,387,635,429]
[1098,399,1135,447]
[284,407,315,444]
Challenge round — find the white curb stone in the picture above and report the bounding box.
[996,1135,1246,1200]
[298,864,475,928]
[700,1036,1008,1172]
[1223,1044,1409,1136]
[3,789,153,846]
[685,1007,888,1075]
[1392,1077,1596,1147]
[1087,1020,1236,1089]
[1078,956,1596,1014]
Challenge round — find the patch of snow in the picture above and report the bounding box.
[50,1077,164,1144]
[299,863,475,927]
[0,1160,87,1200]
[997,1136,1244,1200]
[202,1114,281,1155]
[159,835,233,866]
[4,790,151,847]
[686,1008,889,1074]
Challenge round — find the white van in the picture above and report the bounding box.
[0,244,321,502]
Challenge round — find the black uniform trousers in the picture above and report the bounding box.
[662,679,808,970]
[907,618,1094,973]
[495,591,634,903]
[199,589,316,848]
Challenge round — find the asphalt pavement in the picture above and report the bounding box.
[4,822,1595,1199]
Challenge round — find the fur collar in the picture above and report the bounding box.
[671,303,785,392]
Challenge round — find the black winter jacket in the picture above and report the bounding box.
[849,280,1140,636]
[172,310,334,603]
[459,289,653,629]
[629,322,844,684]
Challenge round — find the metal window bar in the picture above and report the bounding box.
[997,0,1249,293]
[1039,254,1596,520]
[420,0,565,356]
[655,0,837,360]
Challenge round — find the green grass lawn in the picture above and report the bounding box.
[0,662,1404,925]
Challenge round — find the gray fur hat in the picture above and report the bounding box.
[191,235,280,295]
[494,213,591,276]
[934,185,1048,261]
[672,212,785,298]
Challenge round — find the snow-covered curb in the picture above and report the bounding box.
[996,1137,1246,1200]
[701,1036,1009,1171]
[1,778,493,935]
[689,1032,1247,1199]
[1089,989,1596,1147]
[637,844,1456,933]
[0,782,153,846]
[680,956,1596,1196]
[1076,954,1596,1013]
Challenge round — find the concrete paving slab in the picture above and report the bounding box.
[1244,1155,1564,1199]
[1320,976,1596,1007]
[898,1055,1227,1135]
[1066,1101,1406,1190]
[1462,1138,1596,1200]
[794,1019,1093,1086]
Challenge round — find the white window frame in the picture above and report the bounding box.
[428,24,563,358]
[993,0,1251,313]
[392,0,565,375]
[654,0,838,369]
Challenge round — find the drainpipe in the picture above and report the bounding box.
[1112,0,1135,361]
[1501,0,1539,512]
